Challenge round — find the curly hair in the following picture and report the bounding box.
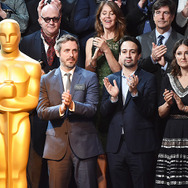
[95,1,126,42]
[170,39,188,77]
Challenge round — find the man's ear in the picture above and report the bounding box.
[138,54,141,61]
[55,49,59,57]
[38,17,42,26]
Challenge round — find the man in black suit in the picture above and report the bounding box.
[37,34,103,188]
[125,0,156,37]
[100,36,157,188]
[19,2,69,187]
[137,0,184,92]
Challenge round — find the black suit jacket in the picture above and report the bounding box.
[101,68,157,153]
[20,29,69,73]
[125,0,155,37]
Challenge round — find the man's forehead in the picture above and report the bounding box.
[121,41,138,50]
[155,6,170,12]
[42,5,59,17]
[61,41,78,48]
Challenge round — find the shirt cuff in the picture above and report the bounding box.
[131,92,138,97]
[110,96,118,103]
[69,101,75,112]
[59,105,65,117]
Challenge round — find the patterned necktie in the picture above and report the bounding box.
[41,29,58,66]
[157,35,164,46]
[64,73,71,91]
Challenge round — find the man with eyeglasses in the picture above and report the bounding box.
[19,1,70,187]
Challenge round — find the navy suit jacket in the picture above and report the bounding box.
[19,29,69,73]
[100,68,157,153]
[37,66,103,160]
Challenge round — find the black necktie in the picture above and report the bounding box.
[157,35,164,46]
[64,73,71,91]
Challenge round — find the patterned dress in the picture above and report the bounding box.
[92,38,120,96]
[92,38,120,147]
[155,73,188,187]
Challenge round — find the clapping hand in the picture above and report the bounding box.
[151,42,167,62]
[173,92,185,111]
[127,74,139,96]
[163,89,173,107]
[103,77,119,101]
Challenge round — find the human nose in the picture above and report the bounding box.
[126,51,131,57]
[49,18,54,24]
[69,51,73,57]
[159,12,164,19]
[182,53,186,59]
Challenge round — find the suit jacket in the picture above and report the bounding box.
[137,29,184,90]
[19,29,69,73]
[73,0,98,67]
[100,68,157,153]
[19,29,70,156]
[37,66,103,160]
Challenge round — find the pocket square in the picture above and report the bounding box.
[74,84,85,90]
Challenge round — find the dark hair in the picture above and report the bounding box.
[170,39,188,77]
[119,35,142,55]
[95,1,126,42]
[152,0,176,15]
[55,34,79,53]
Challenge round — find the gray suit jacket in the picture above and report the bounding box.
[37,66,103,160]
[137,29,184,90]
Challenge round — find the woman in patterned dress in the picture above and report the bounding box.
[155,38,188,187]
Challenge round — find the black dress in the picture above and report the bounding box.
[155,73,188,187]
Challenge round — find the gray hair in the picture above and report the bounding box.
[55,34,79,53]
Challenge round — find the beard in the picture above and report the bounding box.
[123,60,135,68]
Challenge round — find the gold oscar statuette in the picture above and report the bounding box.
[0,19,41,188]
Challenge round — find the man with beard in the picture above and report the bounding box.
[37,34,103,188]
[100,36,158,188]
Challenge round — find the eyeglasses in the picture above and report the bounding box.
[41,16,60,23]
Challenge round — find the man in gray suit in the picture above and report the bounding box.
[137,0,184,147]
[37,34,103,188]
[137,0,184,92]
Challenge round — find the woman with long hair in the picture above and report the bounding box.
[85,0,126,93]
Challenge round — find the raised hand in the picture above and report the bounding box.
[127,74,139,96]
[151,42,167,62]
[173,92,185,111]
[103,77,119,101]
[163,89,173,107]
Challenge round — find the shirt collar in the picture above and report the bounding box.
[155,27,172,41]
[121,70,136,78]
[60,66,75,77]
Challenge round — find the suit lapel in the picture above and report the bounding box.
[148,30,156,49]
[71,66,82,99]
[54,68,64,100]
